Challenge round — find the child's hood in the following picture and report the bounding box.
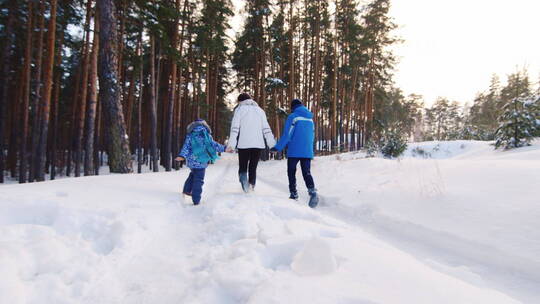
[187,120,212,134]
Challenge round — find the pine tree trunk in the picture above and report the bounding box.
[164,0,179,171]
[149,35,159,172]
[125,69,136,140]
[84,13,100,176]
[9,69,23,178]
[287,0,295,101]
[50,68,61,180]
[50,24,64,180]
[97,0,132,173]
[19,1,34,183]
[331,36,338,152]
[137,34,143,174]
[29,0,46,182]
[75,0,94,177]
[35,0,58,181]
[0,0,16,183]
[94,93,102,175]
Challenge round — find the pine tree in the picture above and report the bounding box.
[35,0,58,182]
[0,0,17,183]
[19,1,35,183]
[495,96,540,150]
[97,0,133,173]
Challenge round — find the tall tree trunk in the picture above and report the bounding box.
[97,0,132,173]
[35,0,58,181]
[137,34,143,174]
[287,0,295,101]
[75,0,93,177]
[9,69,23,178]
[84,12,100,176]
[29,0,46,182]
[0,0,16,183]
[19,1,34,183]
[94,92,102,175]
[50,67,61,180]
[331,35,338,151]
[164,0,180,171]
[149,35,159,172]
[125,69,137,138]
[50,24,65,180]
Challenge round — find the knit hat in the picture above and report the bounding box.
[237,92,252,102]
[291,98,302,111]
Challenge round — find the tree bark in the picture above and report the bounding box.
[35,0,58,181]
[137,34,143,174]
[75,0,94,177]
[0,0,16,183]
[164,0,180,171]
[19,1,34,183]
[84,11,100,176]
[29,0,46,182]
[97,0,132,173]
[50,24,65,180]
[149,35,159,172]
[287,0,295,101]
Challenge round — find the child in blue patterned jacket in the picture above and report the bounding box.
[175,119,225,205]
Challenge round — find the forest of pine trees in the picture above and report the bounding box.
[0,0,538,184]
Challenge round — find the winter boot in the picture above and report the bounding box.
[239,172,249,193]
[308,188,319,208]
[289,191,299,200]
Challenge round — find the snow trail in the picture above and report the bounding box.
[1,140,538,303]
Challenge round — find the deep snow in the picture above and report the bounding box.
[1,140,539,303]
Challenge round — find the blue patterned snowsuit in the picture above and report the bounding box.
[178,121,225,204]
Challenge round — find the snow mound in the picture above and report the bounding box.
[405,139,540,160]
[291,237,337,276]
[405,140,490,159]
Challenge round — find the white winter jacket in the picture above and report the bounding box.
[227,99,276,149]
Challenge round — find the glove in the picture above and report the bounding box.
[270,147,278,152]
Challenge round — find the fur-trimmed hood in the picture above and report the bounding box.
[187,119,212,134]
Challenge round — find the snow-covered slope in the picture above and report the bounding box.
[1,140,539,303]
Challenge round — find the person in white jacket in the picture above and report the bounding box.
[226,93,276,192]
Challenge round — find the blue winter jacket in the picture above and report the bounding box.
[179,123,225,169]
[274,105,315,158]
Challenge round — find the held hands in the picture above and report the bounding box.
[225,147,234,153]
[175,156,185,162]
[270,147,278,152]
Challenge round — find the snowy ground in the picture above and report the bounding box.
[1,140,539,303]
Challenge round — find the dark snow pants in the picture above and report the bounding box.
[287,158,315,193]
[238,148,262,186]
[183,168,206,204]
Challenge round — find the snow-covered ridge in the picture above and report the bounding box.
[405,139,540,160]
[1,140,539,303]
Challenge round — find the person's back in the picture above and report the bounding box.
[180,121,222,169]
[228,98,276,150]
[227,93,276,192]
[281,104,314,158]
[177,119,225,205]
[272,99,318,208]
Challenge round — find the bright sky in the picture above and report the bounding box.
[229,0,540,105]
[390,0,540,104]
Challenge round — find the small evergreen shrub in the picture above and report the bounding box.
[380,131,408,158]
[495,96,540,150]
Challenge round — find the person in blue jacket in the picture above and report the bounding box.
[175,119,225,205]
[271,99,319,208]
